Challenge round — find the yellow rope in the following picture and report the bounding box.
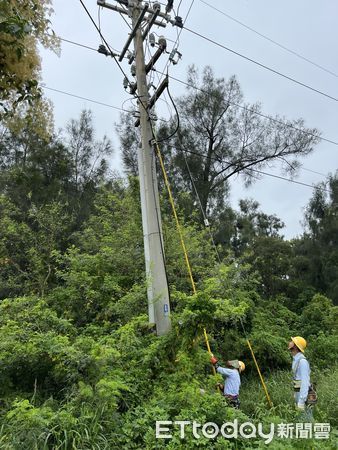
[153,137,272,401]
[153,139,216,375]
[154,141,197,295]
[246,339,273,408]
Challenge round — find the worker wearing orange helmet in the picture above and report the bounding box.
[210,356,245,408]
[288,336,314,419]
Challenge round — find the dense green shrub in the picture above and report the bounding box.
[0,181,337,449]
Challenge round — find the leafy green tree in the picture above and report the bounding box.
[66,109,113,192]
[47,181,145,326]
[0,296,75,395]
[116,112,140,177]
[0,196,73,298]
[0,131,72,211]
[0,109,113,229]
[301,294,338,337]
[293,173,338,304]
[64,109,114,224]
[119,66,320,222]
[215,198,284,254]
[0,0,58,116]
[0,194,33,298]
[242,236,293,298]
[0,79,337,448]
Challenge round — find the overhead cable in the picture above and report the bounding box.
[42,84,330,192]
[168,144,331,194]
[42,85,126,112]
[78,0,134,93]
[53,35,338,147]
[199,0,338,79]
[183,26,338,102]
[158,0,196,85]
[163,72,338,147]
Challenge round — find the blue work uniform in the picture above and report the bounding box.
[292,352,312,420]
[216,366,241,396]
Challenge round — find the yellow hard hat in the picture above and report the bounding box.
[238,361,245,372]
[291,336,307,353]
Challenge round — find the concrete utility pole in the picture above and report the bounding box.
[131,0,170,335]
[97,0,182,335]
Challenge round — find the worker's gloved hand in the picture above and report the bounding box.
[296,403,305,411]
[210,356,218,365]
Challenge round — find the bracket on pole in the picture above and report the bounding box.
[97,0,129,16]
[111,0,128,5]
[129,39,167,95]
[145,39,167,73]
[98,44,119,58]
[134,74,169,127]
[98,1,168,26]
[119,3,149,61]
[142,5,161,40]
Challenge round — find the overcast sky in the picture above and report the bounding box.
[40,0,338,239]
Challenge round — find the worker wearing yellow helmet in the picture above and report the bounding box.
[210,356,245,409]
[288,336,315,420]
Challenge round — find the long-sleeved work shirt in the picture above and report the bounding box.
[292,352,311,406]
[216,366,241,396]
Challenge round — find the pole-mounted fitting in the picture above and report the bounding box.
[119,2,149,61]
[158,36,167,48]
[97,44,118,58]
[153,2,161,11]
[149,33,156,47]
[165,0,174,13]
[174,16,183,28]
[98,44,109,56]
[169,48,182,65]
[142,4,161,40]
[134,75,169,127]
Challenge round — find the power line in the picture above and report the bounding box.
[56,35,120,59]
[42,85,167,123]
[301,167,327,177]
[177,0,183,15]
[163,71,338,147]
[180,0,195,39]
[183,26,338,103]
[170,143,330,193]
[53,34,338,148]
[181,149,223,263]
[78,0,134,92]
[58,36,98,53]
[250,168,330,192]
[42,83,329,192]
[199,0,338,79]
[158,0,196,86]
[42,85,126,112]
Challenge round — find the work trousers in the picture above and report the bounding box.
[294,391,313,421]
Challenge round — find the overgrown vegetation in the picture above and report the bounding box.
[0,140,337,447]
[0,5,337,444]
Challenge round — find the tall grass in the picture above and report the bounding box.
[0,368,336,449]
